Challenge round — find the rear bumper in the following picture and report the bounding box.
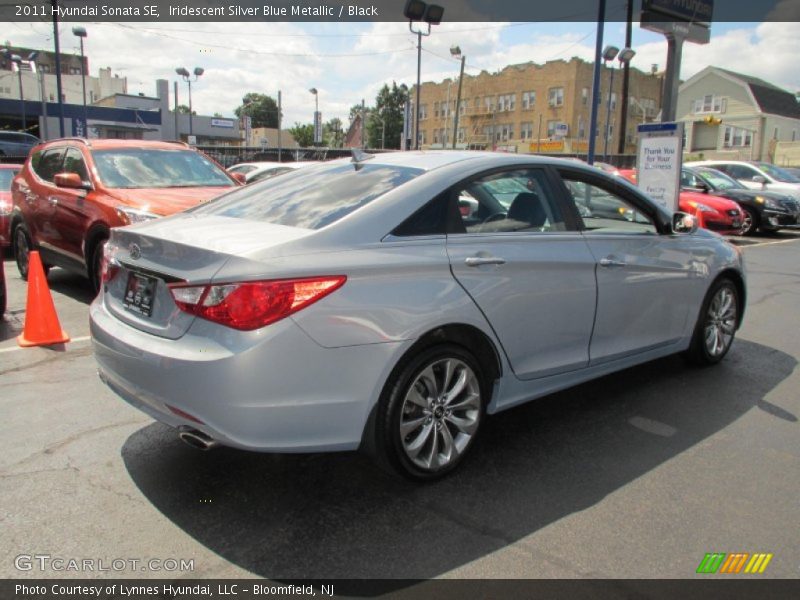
[90,297,407,453]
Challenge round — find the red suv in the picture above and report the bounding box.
[10,139,239,293]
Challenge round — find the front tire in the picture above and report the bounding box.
[740,207,759,236]
[685,278,739,366]
[374,344,486,481]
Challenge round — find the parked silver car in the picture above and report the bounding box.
[91,152,746,480]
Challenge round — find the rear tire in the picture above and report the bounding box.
[12,222,48,281]
[373,344,486,481]
[685,278,739,366]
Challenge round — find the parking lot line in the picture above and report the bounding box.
[741,237,800,248]
[0,335,91,353]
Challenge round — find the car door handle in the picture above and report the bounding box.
[48,196,59,206]
[465,256,506,267]
[599,257,627,268]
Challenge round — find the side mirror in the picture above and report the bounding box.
[672,211,698,234]
[694,182,710,193]
[752,175,767,188]
[54,172,88,189]
[231,172,246,184]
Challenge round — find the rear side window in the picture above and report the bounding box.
[196,162,424,230]
[33,148,66,182]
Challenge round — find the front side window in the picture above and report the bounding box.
[452,169,566,234]
[195,162,424,230]
[91,148,232,189]
[32,147,66,182]
[63,148,90,183]
[560,174,657,235]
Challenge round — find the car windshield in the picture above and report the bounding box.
[756,163,800,183]
[91,148,233,189]
[194,162,424,230]
[696,168,745,191]
[0,168,19,190]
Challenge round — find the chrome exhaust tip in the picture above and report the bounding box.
[178,427,219,451]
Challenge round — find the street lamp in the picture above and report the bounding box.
[3,49,38,133]
[601,45,619,161]
[404,0,444,150]
[450,45,466,150]
[72,26,88,131]
[175,66,204,138]
[614,47,636,155]
[309,87,320,146]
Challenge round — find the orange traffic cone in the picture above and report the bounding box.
[17,251,70,347]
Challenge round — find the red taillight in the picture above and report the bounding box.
[168,276,346,330]
[100,244,120,284]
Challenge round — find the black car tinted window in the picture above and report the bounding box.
[196,162,424,230]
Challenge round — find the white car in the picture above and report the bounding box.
[227,161,281,176]
[685,160,800,199]
[245,161,320,184]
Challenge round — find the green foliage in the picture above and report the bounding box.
[289,122,314,147]
[365,82,409,149]
[234,93,279,129]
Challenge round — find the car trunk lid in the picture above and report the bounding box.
[102,215,313,339]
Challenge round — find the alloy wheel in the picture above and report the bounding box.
[704,286,737,358]
[399,357,481,472]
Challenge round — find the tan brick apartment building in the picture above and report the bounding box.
[413,57,663,156]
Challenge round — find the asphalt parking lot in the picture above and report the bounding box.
[1,232,799,582]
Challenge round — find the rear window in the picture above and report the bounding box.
[91,148,233,188]
[0,168,19,190]
[194,162,424,230]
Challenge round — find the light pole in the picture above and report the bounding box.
[450,45,466,150]
[613,47,636,155]
[72,26,88,130]
[175,66,204,139]
[3,50,38,133]
[601,45,619,162]
[404,0,444,150]
[309,87,320,146]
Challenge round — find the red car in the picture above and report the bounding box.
[679,190,743,236]
[1,163,22,248]
[10,139,239,293]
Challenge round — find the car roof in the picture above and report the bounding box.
[35,138,194,151]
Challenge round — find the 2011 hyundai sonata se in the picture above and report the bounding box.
[91,151,746,480]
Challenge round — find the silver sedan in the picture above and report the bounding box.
[91,151,746,480]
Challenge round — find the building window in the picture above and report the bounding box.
[522,91,536,110]
[417,130,426,145]
[582,87,589,106]
[418,104,427,120]
[484,96,495,112]
[724,126,752,147]
[457,128,465,142]
[459,100,466,115]
[693,94,725,114]
[548,87,564,107]
[433,101,440,118]
[497,93,516,112]
[498,123,513,141]
[578,116,586,139]
[520,122,534,140]
[547,120,560,137]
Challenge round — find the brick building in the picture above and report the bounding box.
[413,57,663,156]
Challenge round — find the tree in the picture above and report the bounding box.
[323,117,344,148]
[366,82,409,149]
[289,122,314,147]
[234,93,279,128]
[176,104,195,115]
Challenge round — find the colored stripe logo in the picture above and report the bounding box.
[697,553,773,574]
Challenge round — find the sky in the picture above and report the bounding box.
[2,19,799,127]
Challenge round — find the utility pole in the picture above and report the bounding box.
[617,0,633,154]
[452,53,465,149]
[51,0,65,136]
[278,90,282,162]
[360,98,366,148]
[587,0,607,165]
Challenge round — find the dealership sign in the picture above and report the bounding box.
[642,0,713,26]
[636,122,683,213]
